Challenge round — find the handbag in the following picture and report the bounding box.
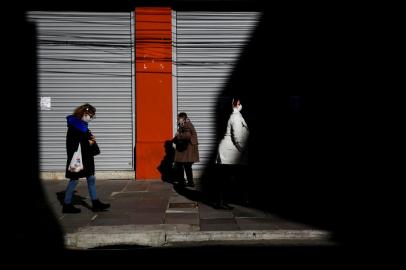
[174,137,189,152]
[174,126,191,152]
[90,141,100,156]
[68,143,84,172]
[88,130,100,156]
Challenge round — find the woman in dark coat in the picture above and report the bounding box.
[173,112,200,187]
[62,103,110,213]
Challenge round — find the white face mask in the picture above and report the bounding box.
[178,118,185,126]
[237,104,242,112]
[82,115,92,123]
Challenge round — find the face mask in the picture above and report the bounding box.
[82,115,92,123]
[237,104,243,112]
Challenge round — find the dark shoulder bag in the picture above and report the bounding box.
[175,139,189,152]
[88,130,100,156]
[90,142,100,156]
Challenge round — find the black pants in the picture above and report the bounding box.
[175,162,193,183]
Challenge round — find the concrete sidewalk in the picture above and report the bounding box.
[42,179,333,249]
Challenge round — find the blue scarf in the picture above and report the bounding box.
[66,115,88,133]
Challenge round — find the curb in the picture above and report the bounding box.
[166,230,331,244]
[65,225,332,249]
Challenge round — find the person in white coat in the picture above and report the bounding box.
[217,99,249,165]
[213,98,250,209]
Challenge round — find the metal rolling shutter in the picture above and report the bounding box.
[26,12,135,171]
[173,11,261,171]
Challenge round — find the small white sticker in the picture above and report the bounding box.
[40,97,51,110]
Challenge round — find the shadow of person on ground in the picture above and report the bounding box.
[173,183,204,201]
[56,190,93,210]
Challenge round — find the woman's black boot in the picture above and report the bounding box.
[92,199,111,212]
[186,179,195,187]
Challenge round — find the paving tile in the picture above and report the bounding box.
[166,207,198,214]
[235,218,280,230]
[165,213,199,225]
[232,205,268,218]
[89,218,135,226]
[168,195,196,204]
[199,209,234,219]
[123,183,148,192]
[168,202,198,208]
[59,220,91,232]
[199,218,239,231]
[272,221,315,230]
[130,213,165,224]
[148,181,173,188]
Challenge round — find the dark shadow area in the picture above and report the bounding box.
[6,8,65,256]
[53,245,350,267]
[173,183,204,201]
[56,191,93,210]
[197,3,400,252]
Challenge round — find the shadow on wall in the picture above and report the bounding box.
[157,140,176,183]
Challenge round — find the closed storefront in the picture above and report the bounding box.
[27,9,261,180]
[172,11,261,173]
[26,12,135,176]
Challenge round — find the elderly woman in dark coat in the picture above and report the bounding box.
[62,103,110,213]
[173,112,200,187]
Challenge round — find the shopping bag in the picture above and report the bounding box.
[68,143,84,172]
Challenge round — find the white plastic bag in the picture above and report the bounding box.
[68,144,84,172]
